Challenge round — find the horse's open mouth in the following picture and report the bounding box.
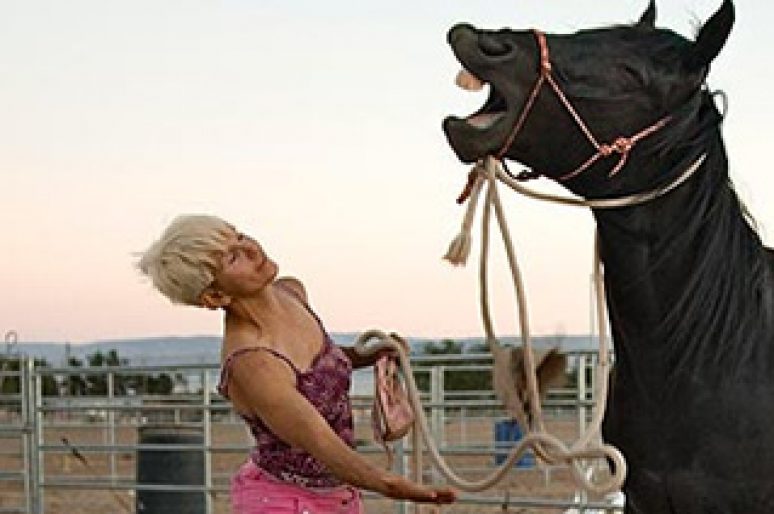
[452,68,508,131]
[442,23,525,163]
[443,65,512,163]
[442,22,518,165]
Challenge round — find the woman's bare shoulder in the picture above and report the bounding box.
[275,276,308,303]
[226,348,298,414]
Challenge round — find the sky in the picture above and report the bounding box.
[2,0,772,344]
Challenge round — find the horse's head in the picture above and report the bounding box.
[443,0,734,196]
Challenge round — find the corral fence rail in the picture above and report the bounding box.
[0,352,622,514]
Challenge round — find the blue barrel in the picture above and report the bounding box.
[136,425,205,514]
[494,419,534,468]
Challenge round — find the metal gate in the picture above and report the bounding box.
[0,354,33,514]
[1,351,622,513]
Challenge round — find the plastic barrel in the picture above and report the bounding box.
[136,425,205,514]
[494,419,534,468]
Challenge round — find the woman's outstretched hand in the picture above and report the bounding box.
[384,475,458,504]
[425,486,458,504]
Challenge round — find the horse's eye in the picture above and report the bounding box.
[619,64,646,87]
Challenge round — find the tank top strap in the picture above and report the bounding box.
[217,346,300,398]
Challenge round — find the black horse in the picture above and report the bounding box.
[443,1,774,512]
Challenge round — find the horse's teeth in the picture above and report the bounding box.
[466,112,504,129]
[456,69,484,91]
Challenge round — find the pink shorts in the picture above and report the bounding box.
[230,460,364,514]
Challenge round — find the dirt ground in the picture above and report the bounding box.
[0,406,614,514]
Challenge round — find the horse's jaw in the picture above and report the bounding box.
[442,23,526,164]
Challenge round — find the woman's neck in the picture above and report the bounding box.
[223,282,287,340]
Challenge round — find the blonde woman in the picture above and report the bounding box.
[138,214,457,514]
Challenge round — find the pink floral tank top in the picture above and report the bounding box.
[217,302,354,488]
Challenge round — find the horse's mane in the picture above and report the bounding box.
[642,92,772,380]
[552,22,771,380]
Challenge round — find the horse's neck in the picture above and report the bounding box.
[592,149,768,381]
[593,171,699,333]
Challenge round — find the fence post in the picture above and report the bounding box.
[202,370,213,514]
[577,355,587,437]
[576,355,590,512]
[461,406,467,446]
[21,356,32,514]
[108,371,117,485]
[395,439,407,514]
[430,366,445,445]
[430,366,445,485]
[31,359,44,514]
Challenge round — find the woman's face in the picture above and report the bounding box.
[211,230,278,299]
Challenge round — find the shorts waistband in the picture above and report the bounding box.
[240,460,358,500]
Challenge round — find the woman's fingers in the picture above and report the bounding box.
[431,487,458,504]
[411,486,458,504]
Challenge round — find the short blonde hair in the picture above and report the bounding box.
[138,214,233,306]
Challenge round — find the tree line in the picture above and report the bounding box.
[0,349,183,396]
[414,339,492,392]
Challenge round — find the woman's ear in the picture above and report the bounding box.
[199,288,232,310]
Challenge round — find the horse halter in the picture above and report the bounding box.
[496,29,671,182]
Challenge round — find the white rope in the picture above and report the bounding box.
[477,153,707,457]
[444,172,485,266]
[354,330,624,493]
[474,157,625,492]
[492,154,706,210]
[354,153,706,495]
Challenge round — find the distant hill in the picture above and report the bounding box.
[6,336,221,367]
[7,334,598,366]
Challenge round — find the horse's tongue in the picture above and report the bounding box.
[467,112,504,129]
[456,69,484,91]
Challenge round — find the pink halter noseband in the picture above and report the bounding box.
[498,30,670,181]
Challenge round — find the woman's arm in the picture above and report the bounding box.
[226,350,455,504]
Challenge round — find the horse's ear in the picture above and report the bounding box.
[637,0,656,28]
[684,0,734,71]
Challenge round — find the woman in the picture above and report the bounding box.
[138,214,457,513]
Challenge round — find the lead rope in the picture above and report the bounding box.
[474,156,625,489]
[354,159,627,491]
[445,153,705,489]
[352,152,706,497]
[354,329,624,494]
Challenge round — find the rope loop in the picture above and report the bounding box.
[432,153,706,495]
[353,328,626,493]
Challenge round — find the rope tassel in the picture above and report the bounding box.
[443,232,472,266]
[444,164,485,266]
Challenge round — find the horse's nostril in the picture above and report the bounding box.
[480,33,510,56]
